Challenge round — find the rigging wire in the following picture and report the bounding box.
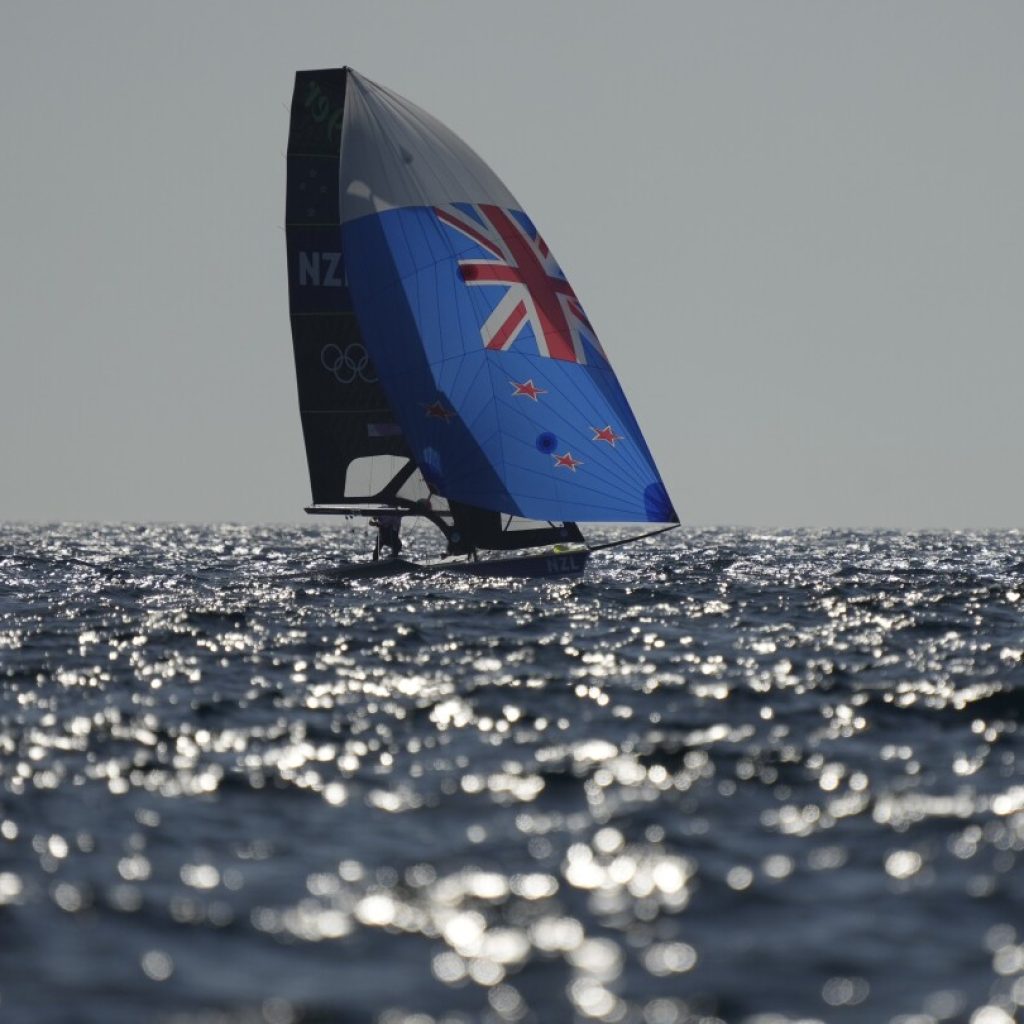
[586,523,679,554]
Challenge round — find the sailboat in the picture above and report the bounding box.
[285,68,677,578]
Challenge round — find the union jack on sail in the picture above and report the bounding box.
[434,203,605,365]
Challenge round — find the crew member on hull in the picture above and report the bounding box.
[371,512,402,561]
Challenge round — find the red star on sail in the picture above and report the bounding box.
[592,425,623,446]
[553,451,582,472]
[510,379,546,400]
[424,400,455,421]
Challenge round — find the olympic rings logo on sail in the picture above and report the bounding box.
[320,343,378,384]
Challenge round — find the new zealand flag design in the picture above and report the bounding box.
[342,200,676,524]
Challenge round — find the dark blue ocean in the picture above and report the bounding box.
[1,524,1022,1024]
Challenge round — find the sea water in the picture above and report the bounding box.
[0,523,1022,1024]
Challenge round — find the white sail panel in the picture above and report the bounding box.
[339,71,518,224]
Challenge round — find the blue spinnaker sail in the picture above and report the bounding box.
[335,70,677,524]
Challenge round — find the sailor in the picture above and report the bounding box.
[371,512,402,560]
[445,530,477,560]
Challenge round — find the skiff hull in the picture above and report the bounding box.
[327,548,590,581]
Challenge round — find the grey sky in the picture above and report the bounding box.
[1,1,1021,527]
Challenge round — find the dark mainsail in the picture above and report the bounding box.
[286,69,409,505]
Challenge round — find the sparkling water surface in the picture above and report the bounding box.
[1,524,1022,1024]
